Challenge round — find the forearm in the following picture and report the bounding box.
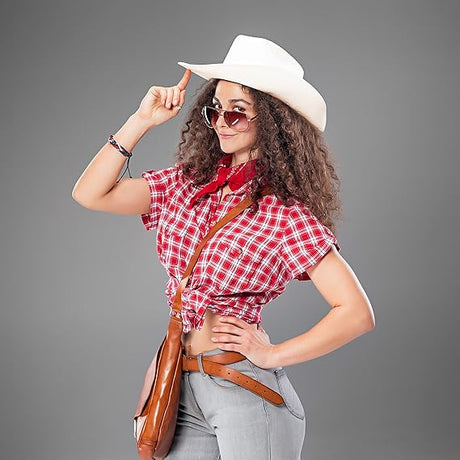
[270,305,374,368]
[72,113,152,204]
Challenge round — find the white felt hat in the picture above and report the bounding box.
[178,34,327,132]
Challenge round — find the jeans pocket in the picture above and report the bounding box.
[274,368,305,420]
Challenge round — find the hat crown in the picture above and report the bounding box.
[222,35,304,78]
[177,34,326,131]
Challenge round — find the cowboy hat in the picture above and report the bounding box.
[178,34,327,132]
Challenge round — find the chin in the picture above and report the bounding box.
[219,146,235,154]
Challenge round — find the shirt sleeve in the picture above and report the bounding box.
[280,204,341,281]
[140,164,181,231]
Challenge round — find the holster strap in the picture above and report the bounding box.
[182,352,284,406]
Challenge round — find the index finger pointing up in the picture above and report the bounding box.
[177,68,192,90]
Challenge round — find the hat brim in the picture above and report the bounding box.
[178,61,326,131]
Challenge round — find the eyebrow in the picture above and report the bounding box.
[212,96,252,106]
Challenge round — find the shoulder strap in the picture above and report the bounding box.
[170,186,272,317]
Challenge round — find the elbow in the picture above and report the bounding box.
[355,296,376,333]
[71,187,80,204]
[346,302,375,335]
[362,316,376,332]
[359,308,376,333]
[72,187,96,210]
[350,314,375,340]
[333,302,376,337]
[71,187,85,207]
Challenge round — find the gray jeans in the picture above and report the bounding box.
[165,348,306,460]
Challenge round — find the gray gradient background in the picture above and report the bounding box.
[1,0,458,459]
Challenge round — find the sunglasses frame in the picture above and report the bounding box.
[201,106,258,132]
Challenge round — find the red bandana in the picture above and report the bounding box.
[189,153,259,207]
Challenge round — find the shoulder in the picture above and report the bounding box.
[285,199,322,224]
[141,162,196,189]
[141,162,180,181]
[281,199,338,243]
[262,194,322,225]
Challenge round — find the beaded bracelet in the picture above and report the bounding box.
[107,134,133,182]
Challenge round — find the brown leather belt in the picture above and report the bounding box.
[182,351,284,406]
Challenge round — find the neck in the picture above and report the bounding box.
[230,152,258,167]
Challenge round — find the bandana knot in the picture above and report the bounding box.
[189,154,259,207]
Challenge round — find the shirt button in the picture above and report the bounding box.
[229,247,243,257]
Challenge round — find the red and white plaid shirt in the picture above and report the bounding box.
[140,162,341,334]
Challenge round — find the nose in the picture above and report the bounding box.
[216,112,227,129]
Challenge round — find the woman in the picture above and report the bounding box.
[72,35,375,460]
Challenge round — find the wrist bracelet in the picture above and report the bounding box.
[107,135,133,181]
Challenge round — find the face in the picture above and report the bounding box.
[211,80,258,165]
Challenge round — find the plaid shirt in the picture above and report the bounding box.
[140,162,340,334]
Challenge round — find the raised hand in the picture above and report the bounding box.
[134,68,192,128]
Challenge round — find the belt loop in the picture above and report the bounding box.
[197,353,207,377]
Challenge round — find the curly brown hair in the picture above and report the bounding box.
[174,79,342,234]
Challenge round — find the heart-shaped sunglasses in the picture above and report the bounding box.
[201,106,258,132]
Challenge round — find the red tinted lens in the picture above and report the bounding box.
[224,111,248,131]
[204,107,249,131]
[208,107,219,126]
[203,107,216,127]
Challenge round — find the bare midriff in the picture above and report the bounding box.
[181,183,258,356]
[181,309,258,356]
